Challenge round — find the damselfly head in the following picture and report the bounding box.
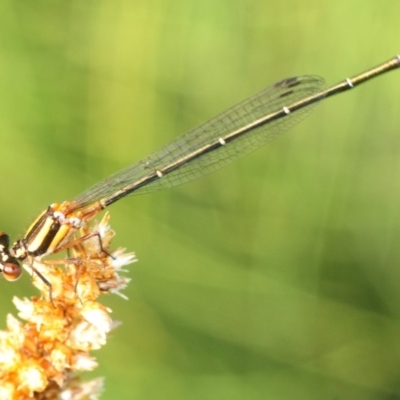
[0,232,22,281]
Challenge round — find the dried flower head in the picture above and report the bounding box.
[0,213,136,399]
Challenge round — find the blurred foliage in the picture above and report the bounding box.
[0,1,400,399]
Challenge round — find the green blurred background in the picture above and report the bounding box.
[1,1,400,399]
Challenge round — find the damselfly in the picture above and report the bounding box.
[0,55,399,285]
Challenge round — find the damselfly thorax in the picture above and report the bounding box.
[0,200,105,281]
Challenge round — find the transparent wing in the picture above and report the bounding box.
[72,75,325,208]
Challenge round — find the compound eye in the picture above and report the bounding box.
[2,261,22,281]
[0,232,10,248]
